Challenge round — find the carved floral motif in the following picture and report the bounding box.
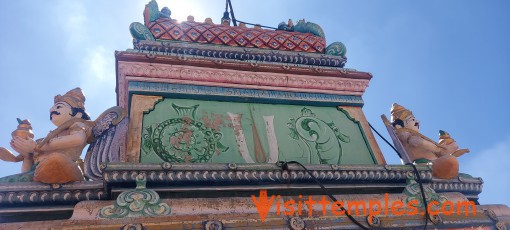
[99,174,170,218]
[287,107,350,164]
[403,171,447,210]
[143,103,229,163]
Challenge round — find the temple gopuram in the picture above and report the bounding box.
[1,1,509,229]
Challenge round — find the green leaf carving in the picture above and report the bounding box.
[288,108,350,164]
[99,174,170,218]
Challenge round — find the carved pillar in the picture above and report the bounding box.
[126,95,163,162]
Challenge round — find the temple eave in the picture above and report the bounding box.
[114,50,372,80]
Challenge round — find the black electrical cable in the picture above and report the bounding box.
[279,161,369,230]
[227,0,237,26]
[368,122,429,230]
[368,122,404,161]
[406,162,429,230]
[225,0,278,30]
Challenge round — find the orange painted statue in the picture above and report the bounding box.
[390,103,469,179]
[0,88,92,184]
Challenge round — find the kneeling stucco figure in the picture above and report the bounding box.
[390,103,469,179]
[0,88,91,184]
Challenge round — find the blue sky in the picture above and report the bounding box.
[0,0,508,206]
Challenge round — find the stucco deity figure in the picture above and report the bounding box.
[0,88,92,184]
[390,103,469,179]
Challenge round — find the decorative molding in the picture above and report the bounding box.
[0,186,500,229]
[115,53,372,108]
[484,209,499,222]
[126,95,163,163]
[121,224,146,230]
[99,174,170,218]
[289,217,305,230]
[100,163,483,200]
[0,181,105,207]
[116,50,371,79]
[367,215,381,227]
[135,40,346,68]
[17,165,435,210]
[496,222,507,230]
[204,220,223,230]
[429,213,443,225]
[103,163,430,183]
[120,61,368,91]
[429,178,484,199]
[127,81,364,107]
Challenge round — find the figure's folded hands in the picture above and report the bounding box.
[10,137,37,156]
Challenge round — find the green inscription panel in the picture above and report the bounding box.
[140,98,377,165]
